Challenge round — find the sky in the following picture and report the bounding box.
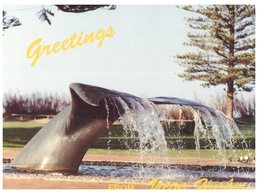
[2,5,253,101]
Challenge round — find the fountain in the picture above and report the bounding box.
[7,83,254,186]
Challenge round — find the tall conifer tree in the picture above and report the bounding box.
[177,5,255,118]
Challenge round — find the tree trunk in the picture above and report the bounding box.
[226,6,235,119]
[226,81,234,118]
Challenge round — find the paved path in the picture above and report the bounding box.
[3,177,152,189]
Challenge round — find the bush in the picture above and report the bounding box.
[194,92,255,118]
[3,92,70,115]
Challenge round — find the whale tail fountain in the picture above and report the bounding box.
[11,83,243,172]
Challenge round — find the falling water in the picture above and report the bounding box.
[155,103,250,163]
[115,97,168,152]
[111,97,169,177]
[104,98,112,160]
[2,96,253,182]
[102,96,249,176]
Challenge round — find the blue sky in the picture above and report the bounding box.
[3,5,253,101]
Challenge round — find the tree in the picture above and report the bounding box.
[55,5,113,13]
[3,5,115,29]
[37,5,114,25]
[176,5,255,118]
[3,10,22,31]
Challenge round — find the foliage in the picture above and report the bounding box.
[55,5,114,13]
[177,5,255,90]
[37,7,54,25]
[3,5,115,29]
[194,92,255,118]
[2,10,22,31]
[3,92,70,115]
[176,5,255,118]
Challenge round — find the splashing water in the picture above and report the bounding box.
[155,103,250,163]
[110,97,169,177]
[103,96,250,170]
[116,97,168,153]
[104,98,112,157]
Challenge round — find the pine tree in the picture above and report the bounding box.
[176,5,255,118]
[3,5,115,29]
[3,10,22,31]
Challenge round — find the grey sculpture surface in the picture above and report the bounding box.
[11,83,210,172]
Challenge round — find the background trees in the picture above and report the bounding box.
[3,92,70,116]
[3,10,22,31]
[3,5,115,29]
[176,5,255,118]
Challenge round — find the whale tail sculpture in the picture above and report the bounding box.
[11,83,225,172]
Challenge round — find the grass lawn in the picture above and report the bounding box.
[3,120,255,160]
[3,146,254,160]
[3,121,42,148]
[3,121,44,128]
[89,148,255,158]
[3,120,255,149]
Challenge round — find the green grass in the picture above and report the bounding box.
[3,146,254,160]
[87,148,255,159]
[3,120,255,137]
[3,120,255,160]
[3,142,24,148]
[3,122,41,147]
[3,120,255,149]
[3,121,44,128]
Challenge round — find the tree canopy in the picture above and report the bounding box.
[176,5,255,118]
[3,5,115,30]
